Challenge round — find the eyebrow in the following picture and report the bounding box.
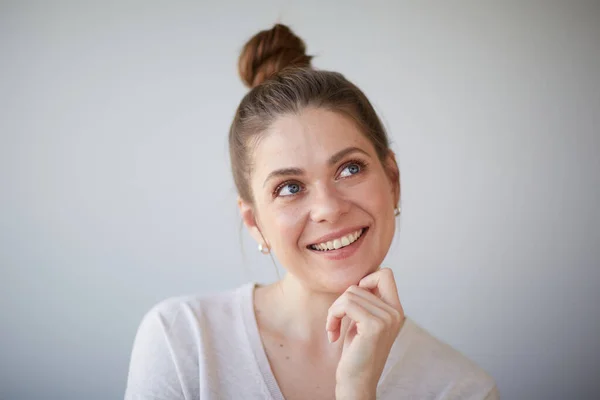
[262,146,370,187]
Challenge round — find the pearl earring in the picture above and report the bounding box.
[394,206,401,217]
[258,243,270,254]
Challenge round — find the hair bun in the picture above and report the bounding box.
[238,24,313,88]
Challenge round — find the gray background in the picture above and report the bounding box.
[1,1,599,399]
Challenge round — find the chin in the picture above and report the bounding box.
[317,261,381,294]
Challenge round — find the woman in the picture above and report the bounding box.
[125,24,499,400]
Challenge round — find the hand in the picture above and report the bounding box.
[326,268,405,399]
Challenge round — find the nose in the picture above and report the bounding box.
[309,182,351,224]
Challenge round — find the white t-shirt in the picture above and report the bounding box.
[125,283,499,399]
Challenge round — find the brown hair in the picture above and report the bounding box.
[230,24,391,203]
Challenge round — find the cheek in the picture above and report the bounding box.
[362,173,395,212]
[268,205,305,250]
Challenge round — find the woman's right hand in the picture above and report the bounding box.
[326,268,405,399]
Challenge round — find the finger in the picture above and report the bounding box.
[326,296,386,342]
[327,299,385,342]
[326,291,382,333]
[346,285,399,316]
[358,267,401,308]
[344,291,391,320]
[326,292,349,342]
[348,285,405,327]
[327,286,393,329]
[326,310,343,343]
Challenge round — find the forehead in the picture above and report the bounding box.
[252,108,374,176]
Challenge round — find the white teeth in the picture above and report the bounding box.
[310,229,365,252]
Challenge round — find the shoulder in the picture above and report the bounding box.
[382,317,498,399]
[135,283,251,339]
[145,285,243,323]
[125,283,254,399]
[405,318,492,373]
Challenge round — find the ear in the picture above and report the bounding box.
[238,197,269,247]
[384,150,401,206]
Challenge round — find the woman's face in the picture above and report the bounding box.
[241,107,399,293]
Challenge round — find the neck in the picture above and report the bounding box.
[256,274,347,344]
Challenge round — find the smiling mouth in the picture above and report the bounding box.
[308,228,368,252]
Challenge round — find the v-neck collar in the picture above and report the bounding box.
[239,283,285,400]
[237,282,413,399]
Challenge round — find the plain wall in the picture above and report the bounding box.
[1,1,599,399]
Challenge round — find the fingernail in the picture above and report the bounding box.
[327,331,333,343]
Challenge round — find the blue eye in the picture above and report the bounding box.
[277,182,302,197]
[339,162,362,178]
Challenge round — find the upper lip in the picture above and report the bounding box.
[307,226,368,247]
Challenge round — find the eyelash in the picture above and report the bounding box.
[272,159,368,198]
